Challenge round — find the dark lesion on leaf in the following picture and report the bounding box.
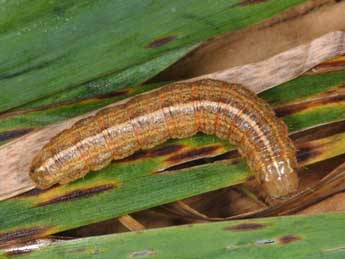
[147,144,184,157]
[166,145,221,164]
[274,92,345,117]
[225,223,266,231]
[309,58,345,73]
[296,143,322,164]
[160,149,239,173]
[18,188,49,198]
[95,88,132,99]
[0,227,49,246]
[5,249,33,257]
[279,234,301,244]
[239,0,268,6]
[145,36,177,48]
[0,128,34,142]
[35,184,115,207]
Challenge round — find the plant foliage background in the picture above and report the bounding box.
[1,1,345,258]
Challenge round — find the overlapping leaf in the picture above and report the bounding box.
[2,213,345,258]
[0,0,307,112]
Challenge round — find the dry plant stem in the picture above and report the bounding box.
[297,192,345,215]
[159,0,344,79]
[188,31,345,93]
[162,201,211,221]
[164,160,345,221]
[0,31,344,201]
[2,239,57,255]
[118,215,146,231]
[252,160,345,217]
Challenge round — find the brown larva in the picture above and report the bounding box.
[30,79,299,200]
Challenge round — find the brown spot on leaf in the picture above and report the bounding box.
[308,58,345,74]
[120,150,147,163]
[96,88,131,99]
[275,93,345,117]
[240,0,268,6]
[320,93,345,104]
[291,120,345,143]
[36,184,115,206]
[18,188,49,198]
[279,235,301,244]
[0,227,49,246]
[166,145,221,164]
[147,144,184,157]
[275,105,299,117]
[226,223,266,231]
[296,144,322,164]
[161,149,239,173]
[322,85,345,97]
[0,128,33,142]
[5,239,59,256]
[145,36,176,48]
[5,248,33,257]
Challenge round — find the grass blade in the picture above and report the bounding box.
[2,213,345,258]
[0,0,308,112]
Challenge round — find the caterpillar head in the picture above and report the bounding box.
[261,159,299,200]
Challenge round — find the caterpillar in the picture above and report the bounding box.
[30,79,299,200]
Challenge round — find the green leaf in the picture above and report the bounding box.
[2,213,345,258]
[0,0,307,112]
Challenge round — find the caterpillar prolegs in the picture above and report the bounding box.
[30,80,299,200]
